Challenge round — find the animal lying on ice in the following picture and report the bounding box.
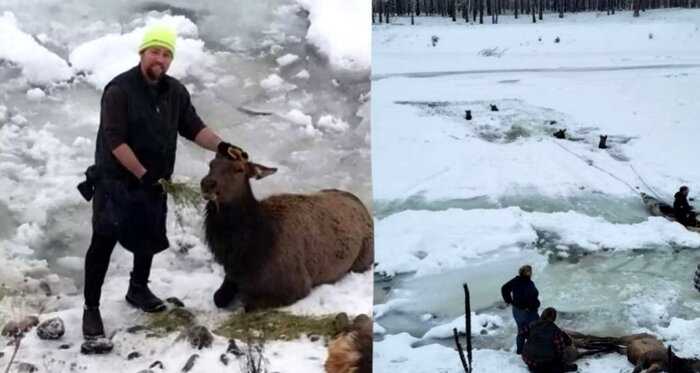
[561,331,700,373]
[200,155,374,311]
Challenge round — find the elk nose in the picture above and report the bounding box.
[201,178,217,192]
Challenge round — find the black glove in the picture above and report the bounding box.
[77,165,101,201]
[140,170,163,194]
[217,141,248,160]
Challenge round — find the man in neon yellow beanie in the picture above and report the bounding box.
[80,24,248,340]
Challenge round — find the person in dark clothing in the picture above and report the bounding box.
[501,265,541,354]
[81,25,247,339]
[674,186,696,227]
[522,308,577,373]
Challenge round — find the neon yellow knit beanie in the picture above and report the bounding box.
[139,25,176,56]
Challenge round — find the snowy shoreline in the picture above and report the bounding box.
[373,9,700,372]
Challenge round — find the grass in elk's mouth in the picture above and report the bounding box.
[214,310,343,341]
[159,179,201,207]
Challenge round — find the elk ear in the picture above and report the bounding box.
[247,162,277,180]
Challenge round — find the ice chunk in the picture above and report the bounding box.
[294,69,310,79]
[69,14,214,90]
[26,88,46,101]
[0,12,72,83]
[295,1,370,71]
[422,313,504,340]
[317,115,349,133]
[276,53,299,67]
[283,109,312,127]
[260,73,296,92]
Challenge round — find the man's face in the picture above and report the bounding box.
[140,46,173,82]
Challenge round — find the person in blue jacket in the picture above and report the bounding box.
[501,264,541,354]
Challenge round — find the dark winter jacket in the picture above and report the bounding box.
[522,320,570,365]
[674,191,692,216]
[501,276,541,311]
[95,65,205,182]
[90,65,205,254]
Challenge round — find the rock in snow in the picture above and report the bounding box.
[36,317,65,340]
[178,325,213,350]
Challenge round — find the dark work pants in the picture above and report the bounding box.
[527,360,567,373]
[513,306,540,354]
[83,232,154,308]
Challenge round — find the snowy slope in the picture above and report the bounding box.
[373,9,700,373]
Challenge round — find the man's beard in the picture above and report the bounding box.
[145,64,164,81]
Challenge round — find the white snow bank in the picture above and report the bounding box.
[282,270,373,316]
[422,312,504,340]
[375,333,529,373]
[0,236,370,372]
[69,14,215,90]
[7,306,329,373]
[658,317,700,358]
[0,12,72,83]
[375,207,537,277]
[296,0,370,71]
[373,9,700,76]
[527,210,700,251]
[375,207,700,277]
[372,17,700,202]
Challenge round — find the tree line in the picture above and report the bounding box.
[372,0,698,24]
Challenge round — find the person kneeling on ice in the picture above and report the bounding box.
[501,265,541,354]
[78,24,247,340]
[522,308,577,373]
[674,186,696,227]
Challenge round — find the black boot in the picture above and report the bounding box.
[125,281,166,313]
[563,363,578,372]
[82,306,105,340]
[214,279,238,308]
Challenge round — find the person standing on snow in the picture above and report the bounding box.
[79,24,247,339]
[501,264,541,354]
[673,186,695,227]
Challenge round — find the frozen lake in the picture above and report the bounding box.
[373,9,700,372]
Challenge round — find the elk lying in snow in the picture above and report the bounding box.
[200,155,374,311]
[564,331,700,373]
[325,314,372,373]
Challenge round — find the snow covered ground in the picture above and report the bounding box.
[373,9,700,372]
[0,1,370,372]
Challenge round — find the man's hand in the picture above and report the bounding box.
[140,170,163,194]
[217,141,248,160]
